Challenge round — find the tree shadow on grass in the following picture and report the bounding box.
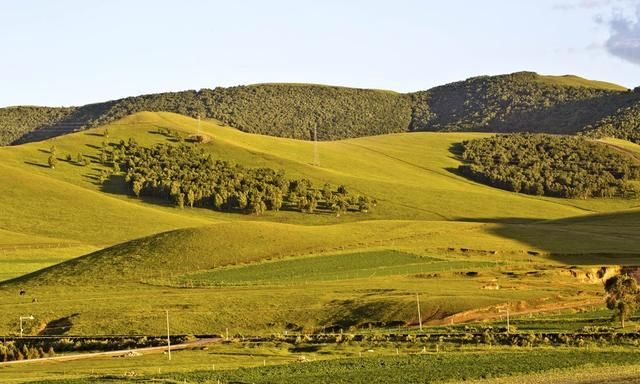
[24,161,50,169]
[39,313,78,335]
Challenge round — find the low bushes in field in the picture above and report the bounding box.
[0,336,187,362]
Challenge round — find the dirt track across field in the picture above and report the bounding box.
[0,337,219,366]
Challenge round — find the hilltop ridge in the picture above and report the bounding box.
[1,71,638,146]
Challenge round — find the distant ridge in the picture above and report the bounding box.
[1,71,638,145]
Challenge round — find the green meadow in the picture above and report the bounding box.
[0,111,639,382]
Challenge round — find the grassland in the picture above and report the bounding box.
[0,111,638,337]
[0,110,639,383]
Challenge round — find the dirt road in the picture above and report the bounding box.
[0,337,220,366]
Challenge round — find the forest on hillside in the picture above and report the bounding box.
[91,85,413,141]
[410,72,629,134]
[109,139,373,215]
[0,106,75,145]
[458,134,640,199]
[582,93,640,143]
[2,72,639,145]
[8,85,412,144]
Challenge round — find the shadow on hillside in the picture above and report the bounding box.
[147,129,183,143]
[84,132,105,137]
[423,88,638,134]
[494,92,637,134]
[455,217,542,224]
[39,314,78,335]
[324,299,406,330]
[99,174,128,195]
[460,210,640,265]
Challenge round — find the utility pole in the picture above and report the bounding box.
[166,310,171,361]
[19,315,34,337]
[416,293,423,331]
[197,115,201,135]
[313,125,319,166]
[506,307,510,333]
[498,306,510,334]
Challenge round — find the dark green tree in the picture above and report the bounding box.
[605,274,640,328]
[47,155,57,169]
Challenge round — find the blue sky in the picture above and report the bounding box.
[1,0,639,107]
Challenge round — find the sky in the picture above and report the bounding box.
[1,0,639,107]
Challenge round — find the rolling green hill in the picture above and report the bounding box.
[3,72,638,145]
[2,111,638,245]
[1,111,639,336]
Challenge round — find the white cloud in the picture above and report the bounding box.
[553,0,613,10]
[605,5,640,64]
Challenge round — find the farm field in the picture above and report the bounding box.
[16,348,640,384]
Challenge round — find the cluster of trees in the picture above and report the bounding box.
[458,134,640,199]
[4,72,639,145]
[46,145,91,169]
[113,140,374,215]
[0,342,54,362]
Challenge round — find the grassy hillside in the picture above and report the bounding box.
[0,112,639,336]
[1,111,638,247]
[4,72,638,145]
[0,162,209,246]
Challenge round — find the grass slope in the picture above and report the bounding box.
[537,74,628,91]
[0,162,209,246]
[0,111,638,336]
[1,111,638,274]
